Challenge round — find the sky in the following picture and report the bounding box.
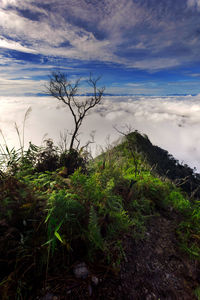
[1,0,200,171]
[0,0,200,95]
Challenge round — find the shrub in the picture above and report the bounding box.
[168,190,190,212]
[59,149,86,175]
[35,139,59,172]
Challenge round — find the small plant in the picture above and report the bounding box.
[194,286,200,300]
[0,129,21,173]
[0,107,32,174]
[88,205,103,252]
[168,190,190,212]
[45,189,85,255]
[177,200,200,260]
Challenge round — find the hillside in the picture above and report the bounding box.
[0,132,200,299]
[125,131,200,199]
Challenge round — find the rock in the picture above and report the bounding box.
[42,293,57,300]
[91,276,99,286]
[88,284,92,296]
[145,293,156,300]
[73,262,89,279]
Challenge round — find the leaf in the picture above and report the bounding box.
[54,231,64,243]
[55,220,64,232]
[20,203,32,209]
[66,243,71,251]
[191,234,200,241]
[41,238,54,247]
[45,208,53,223]
[184,246,199,257]
[52,220,64,243]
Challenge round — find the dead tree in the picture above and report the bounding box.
[46,71,105,151]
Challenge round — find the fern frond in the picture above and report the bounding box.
[88,205,103,250]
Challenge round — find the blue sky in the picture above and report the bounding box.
[1,0,200,96]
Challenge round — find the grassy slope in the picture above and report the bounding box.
[0,132,200,299]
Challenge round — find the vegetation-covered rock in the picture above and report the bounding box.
[125,131,200,199]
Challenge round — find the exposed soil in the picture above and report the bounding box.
[118,214,199,300]
[41,211,200,299]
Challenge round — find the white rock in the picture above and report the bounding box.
[91,276,99,286]
[73,262,89,279]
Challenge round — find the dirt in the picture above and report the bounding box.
[40,211,200,300]
[118,214,199,299]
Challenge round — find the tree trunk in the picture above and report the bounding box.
[69,124,79,151]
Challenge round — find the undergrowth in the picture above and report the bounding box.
[0,131,200,298]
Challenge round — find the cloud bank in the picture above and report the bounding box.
[0,95,200,172]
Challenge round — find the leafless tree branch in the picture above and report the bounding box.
[46,72,105,151]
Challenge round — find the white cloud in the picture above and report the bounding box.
[187,0,200,9]
[0,36,37,53]
[0,0,198,71]
[0,60,88,96]
[1,0,17,6]
[128,58,180,71]
[0,9,66,45]
[0,6,115,62]
[0,77,46,96]
[0,95,200,172]
[0,0,47,15]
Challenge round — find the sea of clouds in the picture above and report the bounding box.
[0,95,200,172]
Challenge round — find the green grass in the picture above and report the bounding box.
[194,286,200,300]
[0,132,200,298]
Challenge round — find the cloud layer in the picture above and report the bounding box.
[0,95,200,171]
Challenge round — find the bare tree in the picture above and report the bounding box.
[46,71,105,151]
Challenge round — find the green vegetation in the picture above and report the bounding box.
[0,131,200,298]
[195,286,200,300]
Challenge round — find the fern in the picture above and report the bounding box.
[45,190,85,255]
[88,205,103,250]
